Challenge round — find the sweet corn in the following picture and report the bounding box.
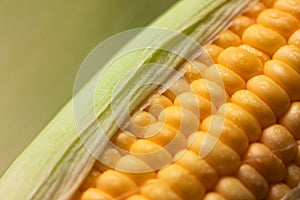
[75,1,300,199]
[74,1,300,199]
[2,0,300,199]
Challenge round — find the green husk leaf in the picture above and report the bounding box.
[0,0,253,199]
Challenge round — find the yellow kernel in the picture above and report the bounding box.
[231,90,276,128]
[157,164,205,200]
[285,163,300,188]
[140,179,181,200]
[217,47,263,80]
[158,106,200,136]
[163,78,191,101]
[267,183,291,200]
[190,79,229,108]
[236,164,269,200]
[146,94,172,119]
[260,124,297,164]
[126,111,156,137]
[80,168,101,191]
[130,139,172,169]
[81,188,113,200]
[274,0,300,20]
[218,103,262,142]
[214,177,256,200]
[243,143,286,183]
[242,24,286,56]
[289,29,300,48]
[279,102,300,139]
[203,192,227,200]
[174,150,218,190]
[126,195,150,200]
[96,170,138,198]
[230,15,254,37]
[112,131,137,151]
[205,64,246,95]
[115,155,155,185]
[182,61,204,82]
[202,44,224,64]
[264,60,300,101]
[257,9,300,39]
[260,0,276,8]
[244,2,266,19]
[273,45,300,75]
[246,75,290,118]
[201,115,249,155]
[239,44,270,64]
[214,30,242,49]
[145,122,187,154]
[188,132,240,176]
[174,92,216,120]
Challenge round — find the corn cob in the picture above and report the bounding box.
[77,0,300,199]
[1,0,300,199]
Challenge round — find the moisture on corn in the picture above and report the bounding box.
[75,0,300,199]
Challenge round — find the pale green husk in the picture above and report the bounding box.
[0,0,254,199]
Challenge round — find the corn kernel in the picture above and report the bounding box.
[205,64,246,95]
[246,75,290,118]
[126,111,156,137]
[267,183,291,200]
[214,30,242,49]
[231,90,276,128]
[174,150,218,190]
[202,44,224,64]
[285,163,300,188]
[217,47,263,80]
[203,192,227,200]
[260,0,276,8]
[273,45,300,75]
[158,106,199,136]
[243,143,286,183]
[201,115,249,155]
[279,102,300,139]
[81,188,113,200]
[230,16,254,37]
[257,9,300,39]
[96,170,138,198]
[182,61,204,82]
[146,94,172,119]
[260,124,297,164]
[244,2,266,19]
[218,103,262,142]
[126,195,149,200]
[274,0,300,20]
[115,155,155,185]
[190,79,229,107]
[239,44,270,64]
[140,179,181,200]
[236,164,269,200]
[289,29,300,48]
[157,164,205,200]
[145,122,187,154]
[264,60,300,101]
[188,132,240,175]
[112,131,137,151]
[174,92,216,120]
[242,24,286,56]
[214,177,256,200]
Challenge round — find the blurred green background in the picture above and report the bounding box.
[0,0,176,176]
